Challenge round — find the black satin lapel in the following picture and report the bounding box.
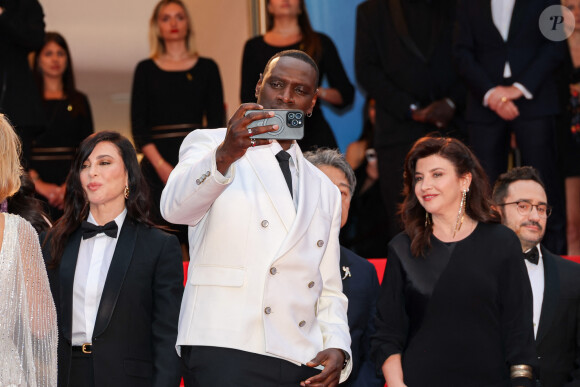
[92,219,138,338]
[388,0,428,63]
[59,228,83,342]
[507,0,524,41]
[484,0,505,43]
[536,249,560,344]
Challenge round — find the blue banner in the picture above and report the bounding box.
[305,0,367,152]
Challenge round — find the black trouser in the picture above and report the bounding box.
[181,346,320,387]
[68,349,95,387]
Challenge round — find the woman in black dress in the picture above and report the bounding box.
[131,0,225,239]
[371,136,536,387]
[31,32,94,219]
[240,0,354,152]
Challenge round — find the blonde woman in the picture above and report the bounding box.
[131,0,225,243]
[0,114,57,387]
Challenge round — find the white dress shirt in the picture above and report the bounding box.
[484,0,532,105]
[71,209,127,345]
[492,0,516,77]
[524,244,545,339]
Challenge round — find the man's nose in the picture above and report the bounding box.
[277,89,294,104]
[528,205,541,220]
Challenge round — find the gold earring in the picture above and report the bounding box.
[124,185,130,199]
[425,211,431,227]
[453,189,467,237]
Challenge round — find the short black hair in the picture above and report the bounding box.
[492,166,546,205]
[262,49,319,89]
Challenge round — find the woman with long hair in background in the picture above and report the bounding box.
[240,0,354,152]
[31,32,94,219]
[131,0,225,248]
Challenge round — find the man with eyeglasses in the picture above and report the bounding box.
[493,166,580,387]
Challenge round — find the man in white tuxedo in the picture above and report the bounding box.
[161,50,352,387]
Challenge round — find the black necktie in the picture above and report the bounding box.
[275,151,293,198]
[81,220,118,240]
[524,247,539,265]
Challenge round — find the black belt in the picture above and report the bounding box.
[72,343,92,354]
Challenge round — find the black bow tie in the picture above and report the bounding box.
[81,220,118,240]
[524,247,539,265]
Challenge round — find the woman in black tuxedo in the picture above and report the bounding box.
[43,131,183,387]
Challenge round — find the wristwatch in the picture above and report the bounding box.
[340,349,350,369]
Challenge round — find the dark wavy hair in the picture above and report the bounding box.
[7,173,51,234]
[33,32,87,117]
[265,0,321,62]
[400,136,499,257]
[46,131,156,267]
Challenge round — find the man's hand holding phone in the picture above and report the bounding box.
[215,103,278,175]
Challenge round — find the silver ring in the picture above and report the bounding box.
[250,138,256,147]
[247,128,253,134]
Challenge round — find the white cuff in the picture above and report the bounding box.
[483,88,496,107]
[512,83,533,100]
[211,148,234,184]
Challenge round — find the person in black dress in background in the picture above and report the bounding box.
[240,0,354,151]
[371,136,536,387]
[30,32,93,220]
[131,0,225,241]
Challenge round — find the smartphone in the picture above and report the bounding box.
[245,109,305,140]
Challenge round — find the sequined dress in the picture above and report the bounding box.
[0,213,57,387]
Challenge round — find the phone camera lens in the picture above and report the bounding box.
[295,113,303,119]
[292,119,298,126]
[288,113,295,119]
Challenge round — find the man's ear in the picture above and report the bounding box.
[307,89,319,115]
[255,73,263,99]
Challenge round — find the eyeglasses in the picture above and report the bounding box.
[498,201,552,218]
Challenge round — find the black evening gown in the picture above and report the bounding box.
[30,93,94,219]
[131,57,225,240]
[240,34,354,152]
[371,222,537,387]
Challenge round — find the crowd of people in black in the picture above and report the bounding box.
[0,0,580,386]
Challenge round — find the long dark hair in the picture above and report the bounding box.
[265,0,321,62]
[400,136,499,257]
[46,131,156,267]
[8,173,51,234]
[33,32,87,116]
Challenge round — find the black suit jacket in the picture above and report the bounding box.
[339,246,384,387]
[44,219,183,387]
[535,247,580,387]
[453,0,563,124]
[355,0,465,147]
